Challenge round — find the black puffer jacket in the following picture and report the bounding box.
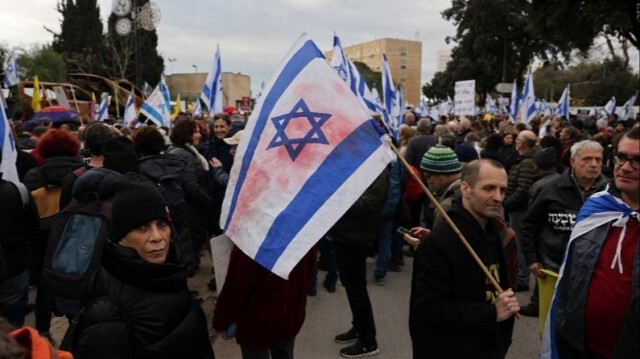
[0,179,39,278]
[410,199,514,359]
[328,167,389,246]
[72,242,214,359]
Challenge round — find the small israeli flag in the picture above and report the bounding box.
[602,96,616,115]
[509,79,519,122]
[200,45,223,114]
[555,84,570,119]
[123,94,137,127]
[521,66,536,124]
[3,50,19,88]
[96,93,109,122]
[618,90,638,120]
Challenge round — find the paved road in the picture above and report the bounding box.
[27,251,541,358]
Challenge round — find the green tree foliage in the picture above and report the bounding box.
[51,0,107,75]
[353,61,382,92]
[17,45,67,82]
[533,59,638,106]
[527,0,639,52]
[106,0,164,86]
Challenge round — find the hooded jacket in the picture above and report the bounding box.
[504,146,539,212]
[72,241,214,359]
[410,199,514,359]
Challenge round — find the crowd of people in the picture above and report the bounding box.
[0,104,638,359]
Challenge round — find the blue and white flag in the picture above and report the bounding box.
[381,54,400,138]
[555,84,570,119]
[140,79,171,127]
[330,33,356,91]
[417,99,429,117]
[592,106,599,118]
[3,50,19,88]
[602,96,616,115]
[219,33,393,278]
[123,93,137,127]
[192,98,202,115]
[96,92,109,122]
[485,93,498,113]
[541,188,640,359]
[0,95,18,181]
[429,104,440,121]
[618,90,638,120]
[521,66,536,123]
[200,45,223,114]
[447,95,454,114]
[509,79,519,122]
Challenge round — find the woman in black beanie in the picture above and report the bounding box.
[70,172,215,359]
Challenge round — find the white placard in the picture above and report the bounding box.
[52,86,71,108]
[210,234,234,293]
[454,80,475,116]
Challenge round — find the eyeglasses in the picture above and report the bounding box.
[613,152,640,169]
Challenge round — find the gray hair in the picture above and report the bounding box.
[416,119,431,135]
[570,140,603,159]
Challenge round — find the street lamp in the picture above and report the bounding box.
[167,57,177,74]
[192,65,198,73]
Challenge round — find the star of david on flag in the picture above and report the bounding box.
[219,33,393,278]
[267,99,331,161]
[4,50,19,88]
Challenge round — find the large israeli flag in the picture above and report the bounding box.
[96,93,109,122]
[200,45,223,114]
[540,188,639,359]
[0,96,18,181]
[521,66,536,123]
[3,50,19,88]
[140,80,171,127]
[618,91,638,120]
[509,79,519,122]
[220,33,393,278]
[555,84,570,119]
[123,93,137,127]
[602,96,616,115]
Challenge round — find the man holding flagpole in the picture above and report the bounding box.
[549,126,639,358]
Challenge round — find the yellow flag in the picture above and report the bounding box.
[171,93,182,119]
[31,75,42,113]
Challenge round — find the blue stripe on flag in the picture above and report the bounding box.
[255,120,382,269]
[141,103,163,126]
[223,39,323,231]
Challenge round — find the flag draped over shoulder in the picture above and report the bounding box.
[540,188,640,359]
[4,50,19,88]
[200,45,223,114]
[521,66,536,124]
[1,95,18,181]
[219,33,393,279]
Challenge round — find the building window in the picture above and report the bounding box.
[400,46,407,56]
[401,60,406,69]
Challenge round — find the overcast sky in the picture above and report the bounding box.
[1,0,637,98]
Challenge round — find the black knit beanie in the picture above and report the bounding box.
[103,136,140,174]
[534,147,557,171]
[110,172,170,242]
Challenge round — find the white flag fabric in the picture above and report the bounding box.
[219,33,393,278]
[4,51,19,88]
[140,80,171,127]
[96,93,109,122]
[192,98,202,115]
[0,96,18,181]
[618,91,638,120]
[521,66,536,124]
[123,93,137,127]
[602,96,616,115]
[555,85,570,119]
[200,45,223,114]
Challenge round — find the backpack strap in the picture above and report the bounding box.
[9,181,29,211]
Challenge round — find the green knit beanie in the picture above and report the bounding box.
[420,145,462,174]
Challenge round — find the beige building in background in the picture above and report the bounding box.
[324,38,422,106]
[165,72,251,111]
[436,49,452,73]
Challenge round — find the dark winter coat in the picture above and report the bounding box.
[521,169,608,270]
[504,147,539,213]
[213,246,316,349]
[410,199,514,359]
[328,168,389,246]
[0,179,39,278]
[72,242,214,359]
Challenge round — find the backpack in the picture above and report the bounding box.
[42,193,113,316]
